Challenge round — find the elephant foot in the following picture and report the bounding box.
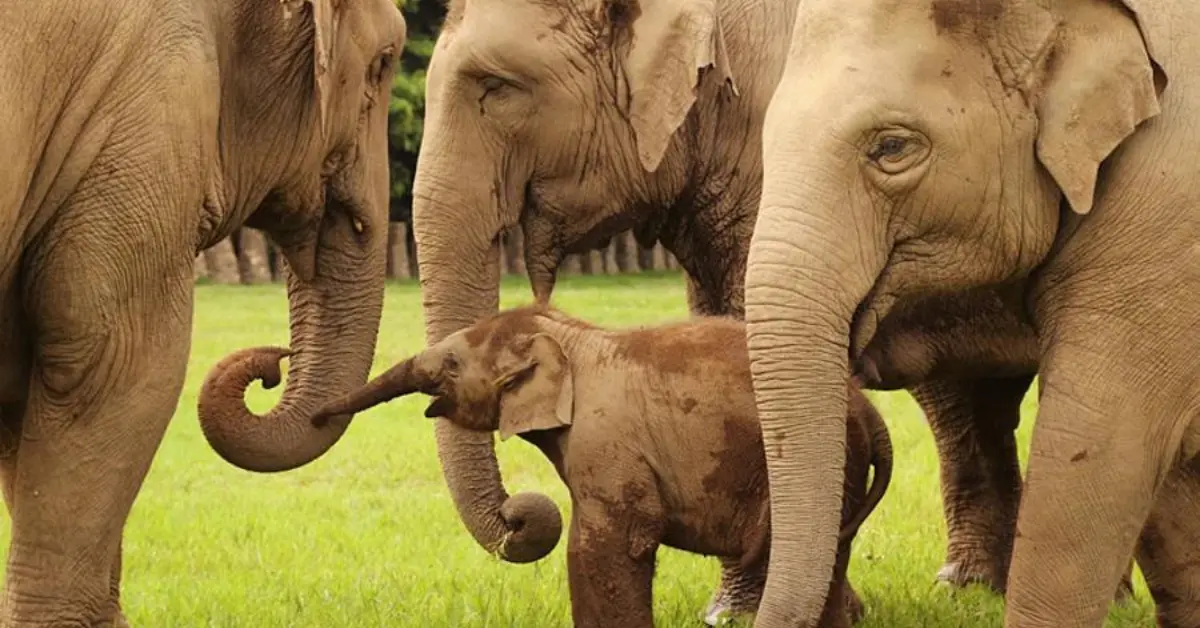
[702,595,755,626]
[935,556,1007,593]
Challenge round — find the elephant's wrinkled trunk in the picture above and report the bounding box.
[745,165,890,626]
[312,357,430,420]
[197,211,386,472]
[413,155,561,563]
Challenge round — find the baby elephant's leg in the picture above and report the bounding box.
[566,501,662,628]
[704,558,766,625]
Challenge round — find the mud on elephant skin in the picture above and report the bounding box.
[0,0,404,624]
[315,306,893,628]
[746,0,1200,626]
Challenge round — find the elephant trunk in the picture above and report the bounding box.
[312,357,430,421]
[745,150,890,624]
[412,150,561,563]
[197,206,387,472]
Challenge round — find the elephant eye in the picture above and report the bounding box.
[443,353,460,377]
[866,129,930,175]
[369,47,398,87]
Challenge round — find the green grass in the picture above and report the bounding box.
[0,274,1158,626]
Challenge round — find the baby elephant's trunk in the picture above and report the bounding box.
[839,392,894,543]
[312,357,429,424]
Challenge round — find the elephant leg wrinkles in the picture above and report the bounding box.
[3,218,193,626]
[1137,454,1200,628]
[910,377,1030,593]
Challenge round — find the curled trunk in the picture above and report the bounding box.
[197,208,387,472]
[413,155,561,562]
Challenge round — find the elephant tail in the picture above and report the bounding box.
[838,392,893,544]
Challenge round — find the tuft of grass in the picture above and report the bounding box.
[0,273,1156,626]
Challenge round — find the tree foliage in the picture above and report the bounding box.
[388,0,447,222]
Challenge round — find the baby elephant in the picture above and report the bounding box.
[315,306,892,628]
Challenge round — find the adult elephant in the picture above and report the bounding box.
[0,0,405,624]
[410,0,1052,603]
[744,0,1198,627]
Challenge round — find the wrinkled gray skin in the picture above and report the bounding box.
[411,0,1082,610]
[0,0,404,624]
[745,0,1200,626]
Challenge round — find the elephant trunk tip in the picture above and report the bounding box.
[494,491,563,564]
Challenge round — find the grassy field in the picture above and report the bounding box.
[0,274,1158,626]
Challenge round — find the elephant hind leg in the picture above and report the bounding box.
[911,376,1031,593]
[4,233,193,625]
[1137,455,1200,628]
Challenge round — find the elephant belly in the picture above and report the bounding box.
[661,497,764,561]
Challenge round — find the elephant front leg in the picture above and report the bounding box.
[1137,454,1200,628]
[910,376,1031,593]
[4,255,193,625]
[566,508,659,628]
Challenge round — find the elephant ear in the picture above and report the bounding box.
[282,0,339,137]
[1033,0,1166,215]
[608,0,738,173]
[494,334,574,441]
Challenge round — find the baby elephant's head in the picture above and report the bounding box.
[313,312,575,441]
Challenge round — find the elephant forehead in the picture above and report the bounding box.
[796,0,1001,45]
[446,0,582,72]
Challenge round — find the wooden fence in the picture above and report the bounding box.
[194,224,681,284]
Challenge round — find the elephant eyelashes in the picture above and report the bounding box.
[866,129,930,175]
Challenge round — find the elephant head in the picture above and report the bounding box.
[312,306,569,561]
[743,0,1166,623]
[195,0,407,472]
[412,0,736,557]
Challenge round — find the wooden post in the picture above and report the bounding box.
[586,249,604,275]
[194,252,209,282]
[663,247,679,270]
[616,231,638,273]
[204,236,242,284]
[561,254,583,275]
[602,239,618,274]
[388,222,412,279]
[637,243,655,271]
[236,228,272,284]
[652,243,669,270]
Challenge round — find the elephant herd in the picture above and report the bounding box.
[2,0,1197,626]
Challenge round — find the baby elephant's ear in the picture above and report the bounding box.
[496,334,574,441]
